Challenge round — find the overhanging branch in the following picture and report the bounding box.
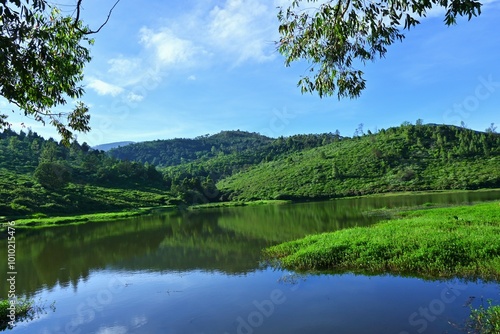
[74,0,121,34]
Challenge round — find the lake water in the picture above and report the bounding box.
[1,190,500,333]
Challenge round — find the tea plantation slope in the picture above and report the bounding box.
[217,124,500,201]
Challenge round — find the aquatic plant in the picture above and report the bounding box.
[466,300,500,334]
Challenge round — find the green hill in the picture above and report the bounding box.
[217,124,500,201]
[2,123,499,218]
[157,132,341,202]
[0,129,172,218]
[107,130,274,166]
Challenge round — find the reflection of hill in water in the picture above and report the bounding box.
[216,202,380,242]
[0,210,277,298]
[2,190,498,298]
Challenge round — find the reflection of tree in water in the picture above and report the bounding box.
[2,191,492,299]
[0,211,270,298]
[0,215,168,298]
[117,209,270,273]
[0,298,55,331]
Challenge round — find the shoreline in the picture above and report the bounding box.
[0,205,176,230]
[2,188,499,231]
[263,201,500,281]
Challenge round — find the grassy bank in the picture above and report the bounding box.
[263,201,500,280]
[2,199,292,230]
[337,188,500,199]
[189,199,291,210]
[1,205,176,230]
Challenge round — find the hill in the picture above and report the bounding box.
[0,129,172,218]
[1,123,499,218]
[157,132,342,202]
[107,130,274,167]
[217,124,500,201]
[93,141,134,152]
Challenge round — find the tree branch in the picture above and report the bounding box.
[74,0,121,35]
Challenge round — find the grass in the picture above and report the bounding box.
[2,198,291,229]
[1,205,176,230]
[263,201,500,280]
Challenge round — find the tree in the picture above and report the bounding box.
[39,140,59,163]
[485,123,497,134]
[277,0,482,99]
[0,0,119,145]
[34,161,72,189]
[354,123,364,137]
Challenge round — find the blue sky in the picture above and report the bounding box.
[4,0,500,145]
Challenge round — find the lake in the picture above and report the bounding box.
[1,190,500,333]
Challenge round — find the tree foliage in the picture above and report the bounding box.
[1,123,499,215]
[34,161,71,189]
[0,128,168,214]
[0,0,118,145]
[277,0,482,98]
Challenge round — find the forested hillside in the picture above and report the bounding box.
[158,131,341,202]
[0,129,170,217]
[108,130,273,166]
[218,124,500,201]
[1,123,499,218]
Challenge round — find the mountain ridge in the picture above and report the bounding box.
[1,123,499,217]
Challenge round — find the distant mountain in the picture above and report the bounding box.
[107,130,274,166]
[93,141,134,152]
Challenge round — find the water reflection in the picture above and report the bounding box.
[1,190,499,333]
[0,198,382,298]
[7,269,499,334]
[0,190,499,299]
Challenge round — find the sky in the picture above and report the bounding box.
[4,0,500,146]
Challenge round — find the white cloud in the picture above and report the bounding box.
[108,56,141,76]
[139,27,200,67]
[127,92,144,102]
[95,326,128,334]
[207,0,277,64]
[86,0,281,100]
[0,97,11,108]
[425,0,499,18]
[87,78,124,96]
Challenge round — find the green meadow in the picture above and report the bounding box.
[264,201,500,280]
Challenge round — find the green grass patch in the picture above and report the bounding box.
[263,202,500,280]
[2,205,176,229]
